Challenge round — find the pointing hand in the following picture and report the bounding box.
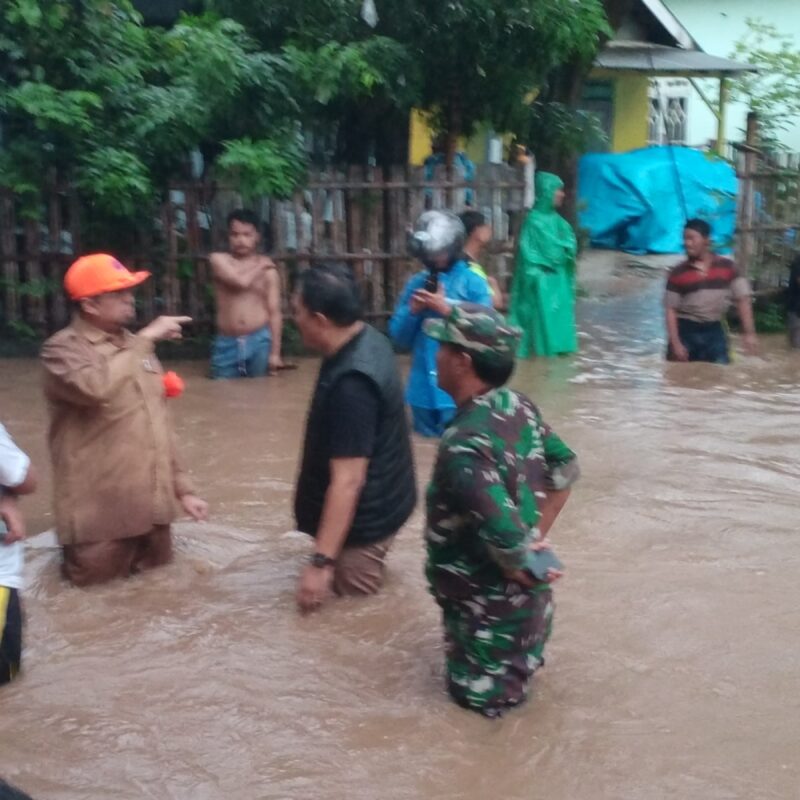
[140,316,192,342]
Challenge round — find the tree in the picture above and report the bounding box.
[211,0,420,166]
[211,0,611,168]
[508,0,629,220]
[398,0,609,165]
[730,18,800,149]
[0,0,302,231]
[1,0,618,228]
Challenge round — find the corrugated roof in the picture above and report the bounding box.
[595,43,757,76]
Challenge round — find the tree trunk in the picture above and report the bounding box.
[535,0,636,223]
[336,102,410,168]
[537,61,590,223]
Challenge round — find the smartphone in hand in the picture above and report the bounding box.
[527,548,563,581]
[424,271,438,292]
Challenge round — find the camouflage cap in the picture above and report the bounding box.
[424,303,520,365]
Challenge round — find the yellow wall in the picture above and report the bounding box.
[611,74,650,153]
[409,73,650,162]
[409,109,433,165]
[408,109,486,165]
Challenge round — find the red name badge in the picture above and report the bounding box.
[162,371,185,399]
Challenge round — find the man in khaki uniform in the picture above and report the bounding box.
[41,253,208,587]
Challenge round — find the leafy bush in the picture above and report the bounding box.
[753,300,787,333]
[217,137,306,201]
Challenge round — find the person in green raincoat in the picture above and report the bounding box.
[509,172,578,357]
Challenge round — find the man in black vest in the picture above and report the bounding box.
[293,263,416,612]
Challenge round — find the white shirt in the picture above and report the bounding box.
[0,423,30,589]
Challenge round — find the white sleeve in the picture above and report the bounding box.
[0,423,31,488]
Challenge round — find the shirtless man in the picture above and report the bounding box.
[209,209,284,378]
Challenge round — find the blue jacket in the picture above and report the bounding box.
[389,260,491,410]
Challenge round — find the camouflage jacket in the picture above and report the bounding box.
[425,387,579,597]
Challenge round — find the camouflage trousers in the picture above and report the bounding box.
[438,583,554,718]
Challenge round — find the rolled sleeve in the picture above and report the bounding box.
[664,289,682,309]
[548,457,581,491]
[0,425,30,488]
[731,275,751,300]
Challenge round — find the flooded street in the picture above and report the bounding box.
[2,256,800,800]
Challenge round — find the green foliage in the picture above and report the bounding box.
[6,320,38,340]
[162,13,299,142]
[1,0,614,223]
[214,0,610,157]
[284,37,415,108]
[403,0,610,140]
[280,318,305,356]
[5,82,102,132]
[730,18,800,148]
[16,277,59,298]
[0,1,303,221]
[217,137,306,201]
[77,148,153,217]
[753,300,787,333]
[513,101,607,166]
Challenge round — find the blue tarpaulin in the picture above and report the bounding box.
[578,146,737,254]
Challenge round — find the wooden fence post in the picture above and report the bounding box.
[736,112,759,279]
[0,193,20,326]
[49,188,68,330]
[24,217,44,333]
[162,198,179,316]
[184,184,205,325]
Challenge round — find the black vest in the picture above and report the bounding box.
[294,325,417,545]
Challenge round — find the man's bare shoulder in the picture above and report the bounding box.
[209,251,234,269]
[262,257,281,282]
[209,252,272,269]
[259,254,277,269]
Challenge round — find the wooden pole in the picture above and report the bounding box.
[0,194,20,326]
[717,76,729,156]
[736,112,759,279]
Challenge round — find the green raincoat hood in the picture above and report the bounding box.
[533,172,564,213]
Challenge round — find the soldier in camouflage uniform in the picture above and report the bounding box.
[423,303,580,717]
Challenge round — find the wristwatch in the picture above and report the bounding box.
[309,553,337,569]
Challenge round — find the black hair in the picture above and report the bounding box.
[297,263,363,327]
[684,218,712,239]
[446,343,515,388]
[0,780,35,800]
[459,210,486,238]
[472,352,515,387]
[226,208,260,229]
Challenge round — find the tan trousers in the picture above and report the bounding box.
[61,525,173,587]
[333,534,396,596]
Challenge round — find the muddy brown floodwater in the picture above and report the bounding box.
[1,260,800,800]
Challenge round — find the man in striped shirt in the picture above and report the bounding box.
[664,218,758,363]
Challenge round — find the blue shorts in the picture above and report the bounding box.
[411,406,456,438]
[668,319,730,364]
[211,327,271,379]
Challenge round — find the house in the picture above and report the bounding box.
[664,0,800,150]
[410,0,755,164]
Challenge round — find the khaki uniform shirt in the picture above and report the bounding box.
[41,316,194,546]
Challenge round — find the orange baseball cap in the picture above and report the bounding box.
[64,253,150,300]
